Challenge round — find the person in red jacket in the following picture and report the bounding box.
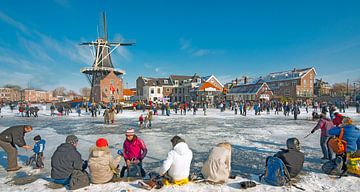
[120,128,147,177]
[333,112,343,127]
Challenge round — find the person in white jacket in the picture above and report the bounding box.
[159,136,193,185]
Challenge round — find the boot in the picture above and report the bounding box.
[7,166,22,172]
[239,181,257,189]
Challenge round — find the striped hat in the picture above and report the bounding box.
[125,128,135,136]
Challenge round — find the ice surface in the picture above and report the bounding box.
[0,106,359,191]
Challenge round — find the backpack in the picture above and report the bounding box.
[328,128,347,155]
[260,156,291,186]
[69,170,90,190]
[321,156,343,176]
[127,163,142,177]
[347,157,360,177]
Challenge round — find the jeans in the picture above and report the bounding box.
[320,136,332,159]
[53,178,70,185]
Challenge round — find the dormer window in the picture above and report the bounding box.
[164,80,168,84]
[197,78,201,83]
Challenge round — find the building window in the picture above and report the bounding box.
[117,89,119,94]
[303,79,307,86]
[179,96,182,101]
[292,81,297,86]
[164,80,168,84]
[179,89,182,94]
[284,89,290,96]
[110,80,115,85]
[151,88,154,94]
[310,80,313,87]
[197,78,201,83]
[279,82,284,86]
[157,88,161,94]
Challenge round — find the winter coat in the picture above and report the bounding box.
[88,146,122,184]
[312,118,334,137]
[109,109,115,121]
[123,136,147,161]
[274,149,304,178]
[51,143,84,179]
[333,115,343,126]
[103,109,110,120]
[33,139,46,153]
[0,125,27,147]
[201,146,231,183]
[159,142,193,181]
[328,125,360,152]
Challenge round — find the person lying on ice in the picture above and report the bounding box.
[120,128,147,177]
[88,138,122,184]
[201,142,232,184]
[159,136,193,185]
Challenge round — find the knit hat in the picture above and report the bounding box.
[125,128,135,136]
[66,135,78,145]
[96,138,108,147]
[33,135,41,141]
[342,117,353,125]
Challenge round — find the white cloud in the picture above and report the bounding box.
[179,38,216,57]
[0,10,29,34]
[113,34,133,61]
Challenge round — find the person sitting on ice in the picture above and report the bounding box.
[159,136,193,185]
[51,135,89,187]
[120,128,147,177]
[274,138,304,178]
[26,135,46,168]
[310,113,334,160]
[88,138,122,184]
[201,142,231,184]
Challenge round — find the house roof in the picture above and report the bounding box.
[143,77,173,86]
[257,67,316,83]
[228,83,265,94]
[198,82,221,91]
[170,75,193,81]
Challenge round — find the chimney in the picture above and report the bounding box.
[293,68,296,72]
[235,78,238,85]
[244,76,248,84]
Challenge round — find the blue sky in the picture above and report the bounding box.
[1,0,360,92]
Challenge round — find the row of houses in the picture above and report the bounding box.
[0,88,54,103]
[136,67,325,103]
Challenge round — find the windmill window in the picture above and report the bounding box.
[110,80,115,85]
[117,89,119,94]
[105,88,108,92]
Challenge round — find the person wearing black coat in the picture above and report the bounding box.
[274,138,305,178]
[51,135,87,185]
[0,125,32,171]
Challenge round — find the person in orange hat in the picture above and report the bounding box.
[88,138,122,184]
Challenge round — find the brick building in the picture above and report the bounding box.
[23,89,54,103]
[314,78,331,97]
[0,88,21,102]
[257,67,316,99]
[94,71,124,103]
[227,82,273,101]
[136,77,173,102]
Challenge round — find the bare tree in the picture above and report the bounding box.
[52,87,66,97]
[331,83,347,96]
[80,87,91,97]
[3,84,22,90]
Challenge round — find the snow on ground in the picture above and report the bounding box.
[0,106,359,192]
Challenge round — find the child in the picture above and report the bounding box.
[103,108,110,124]
[139,114,144,129]
[26,135,46,168]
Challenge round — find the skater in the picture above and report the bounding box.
[51,135,89,188]
[274,138,304,178]
[26,135,46,168]
[109,107,115,124]
[234,102,238,115]
[203,103,207,116]
[0,125,32,171]
[193,103,197,115]
[139,114,144,129]
[120,128,147,177]
[292,104,300,120]
[76,104,81,117]
[103,108,110,124]
[159,136,193,185]
[88,138,122,184]
[310,114,334,160]
[147,111,153,128]
[201,142,231,183]
[166,103,170,116]
[243,102,247,116]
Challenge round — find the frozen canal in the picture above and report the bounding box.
[0,107,359,191]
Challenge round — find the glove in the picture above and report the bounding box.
[117,149,123,156]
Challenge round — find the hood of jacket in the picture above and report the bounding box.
[173,142,190,155]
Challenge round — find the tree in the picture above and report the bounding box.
[52,87,66,97]
[80,87,91,97]
[331,83,347,96]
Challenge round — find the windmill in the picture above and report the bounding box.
[80,12,135,103]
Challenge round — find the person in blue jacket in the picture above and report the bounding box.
[328,117,360,154]
[26,135,46,168]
